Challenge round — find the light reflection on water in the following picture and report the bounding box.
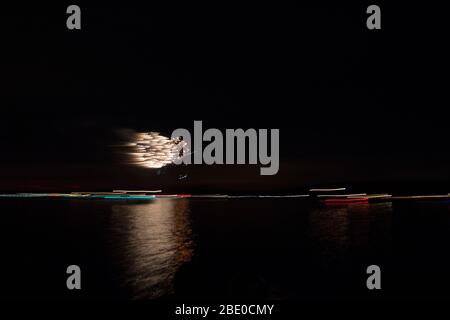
[109,199,193,299]
[94,199,446,299]
[307,203,393,262]
[2,197,449,299]
[106,200,396,299]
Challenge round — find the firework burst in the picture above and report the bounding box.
[124,132,188,169]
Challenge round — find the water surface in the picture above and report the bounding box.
[1,198,449,299]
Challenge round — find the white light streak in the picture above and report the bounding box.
[309,188,347,192]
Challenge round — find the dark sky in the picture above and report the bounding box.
[1,2,449,192]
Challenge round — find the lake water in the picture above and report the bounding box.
[1,198,449,299]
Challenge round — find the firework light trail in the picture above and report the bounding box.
[122,132,188,169]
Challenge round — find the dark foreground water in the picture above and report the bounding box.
[1,198,450,299]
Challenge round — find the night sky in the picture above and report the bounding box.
[1,3,449,192]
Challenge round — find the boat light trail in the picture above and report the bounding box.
[348,194,392,199]
[391,195,450,200]
[317,193,367,198]
[324,197,369,204]
[309,188,347,192]
[113,190,162,194]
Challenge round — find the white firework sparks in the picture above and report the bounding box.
[126,132,188,169]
